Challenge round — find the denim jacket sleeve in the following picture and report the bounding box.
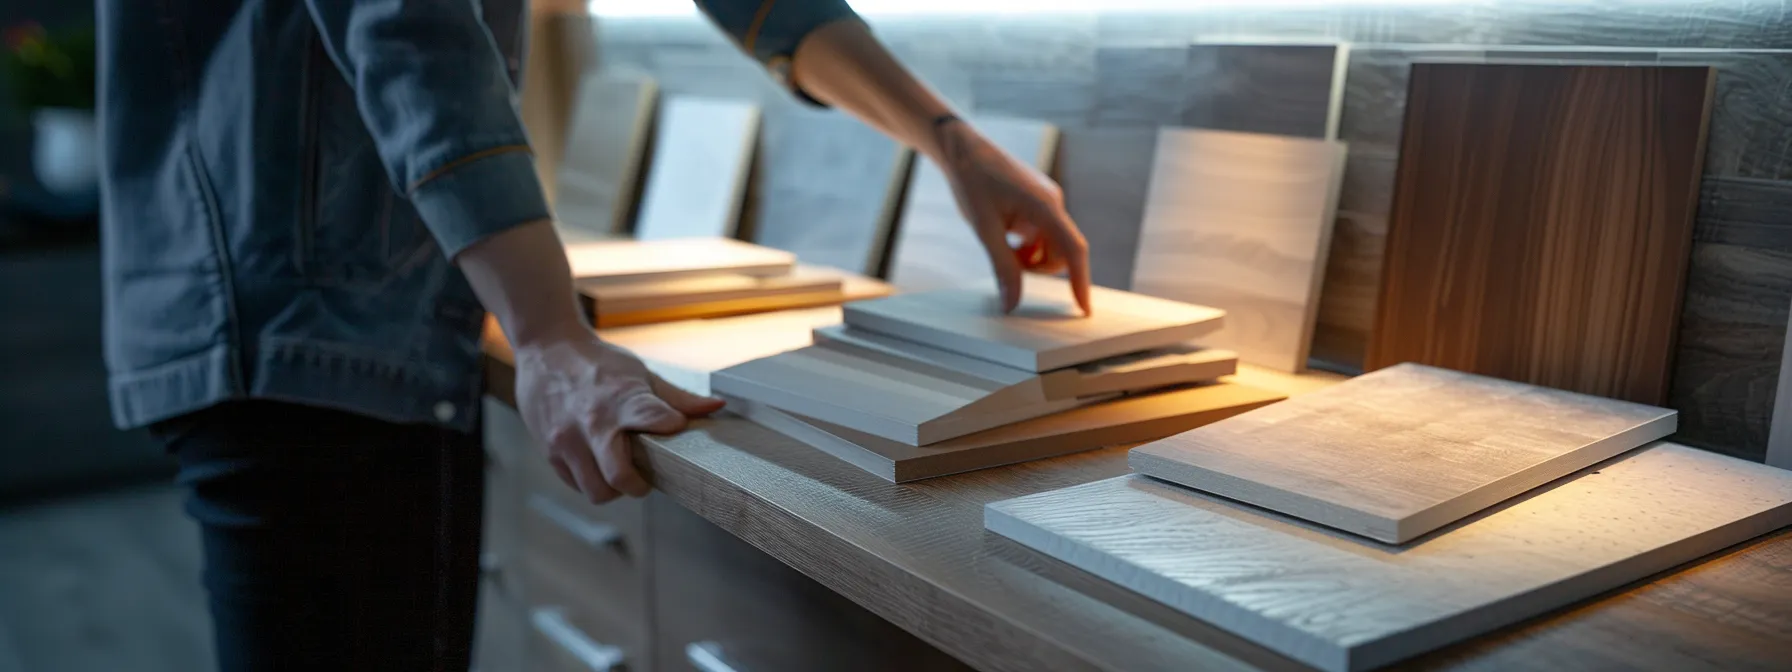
[303,0,550,259]
[695,0,861,105]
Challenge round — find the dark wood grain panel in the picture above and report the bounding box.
[1661,51,1792,181]
[1181,43,1346,140]
[1310,153,1398,373]
[1694,177,1792,249]
[1091,47,1188,128]
[1368,63,1716,405]
[1667,243,1792,461]
[1055,127,1157,289]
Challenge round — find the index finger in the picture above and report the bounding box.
[1038,205,1092,316]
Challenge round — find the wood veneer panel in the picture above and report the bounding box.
[1182,42,1349,140]
[632,96,760,241]
[554,71,657,238]
[751,106,912,275]
[1132,128,1346,372]
[728,383,1282,482]
[1768,292,1792,470]
[843,275,1224,372]
[1367,63,1716,405]
[1131,362,1676,543]
[990,443,1792,671]
[562,238,793,283]
[578,270,841,316]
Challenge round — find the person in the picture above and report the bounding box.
[97,0,1090,670]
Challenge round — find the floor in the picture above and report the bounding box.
[0,484,215,672]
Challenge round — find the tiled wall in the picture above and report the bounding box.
[589,1,1792,461]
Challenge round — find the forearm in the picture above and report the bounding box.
[790,20,959,161]
[456,219,590,350]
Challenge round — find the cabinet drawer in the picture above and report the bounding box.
[526,564,652,672]
[519,487,649,628]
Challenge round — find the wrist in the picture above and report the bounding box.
[925,116,975,168]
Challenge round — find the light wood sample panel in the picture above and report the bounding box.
[887,116,1059,292]
[632,96,760,240]
[578,270,840,315]
[989,443,1792,671]
[554,71,656,239]
[563,238,793,283]
[1130,363,1677,543]
[728,382,1282,482]
[1132,128,1346,372]
[752,105,912,275]
[1181,42,1349,140]
[1368,63,1715,405]
[843,275,1224,372]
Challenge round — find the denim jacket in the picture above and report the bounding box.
[98,0,856,431]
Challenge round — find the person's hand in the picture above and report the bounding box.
[512,333,724,504]
[935,120,1092,315]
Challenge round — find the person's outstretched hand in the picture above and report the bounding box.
[513,334,724,504]
[936,119,1092,315]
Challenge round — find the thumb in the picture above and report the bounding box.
[650,373,726,417]
[969,204,1025,313]
[617,392,690,435]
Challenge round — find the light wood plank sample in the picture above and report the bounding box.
[812,325,1236,401]
[887,116,1059,292]
[632,96,761,240]
[554,71,657,238]
[585,264,887,329]
[728,383,1283,482]
[597,307,845,395]
[563,237,793,283]
[752,105,912,275]
[579,268,842,314]
[1130,362,1677,543]
[989,443,1792,671]
[1182,42,1349,140]
[842,274,1224,372]
[1132,128,1346,373]
[710,343,1095,446]
[1367,63,1716,405]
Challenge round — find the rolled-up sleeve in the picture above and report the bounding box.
[694,0,860,105]
[304,0,551,259]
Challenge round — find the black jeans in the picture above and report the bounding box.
[154,400,485,672]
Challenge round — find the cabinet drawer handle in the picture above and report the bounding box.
[685,641,739,672]
[528,494,624,550]
[531,607,626,672]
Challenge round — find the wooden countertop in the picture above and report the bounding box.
[481,315,1792,672]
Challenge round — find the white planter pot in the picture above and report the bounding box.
[32,107,99,198]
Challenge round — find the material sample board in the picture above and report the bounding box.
[578,268,844,328]
[597,307,846,395]
[1367,63,1716,405]
[887,117,1059,292]
[842,275,1225,372]
[1131,128,1346,372]
[729,383,1283,482]
[554,71,657,238]
[1130,363,1677,543]
[1768,293,1792,471]
[564,238,794,284]
[632,96,761,241]
[812,325,1237,401]
[988,443,1792,671]
[1056,128,1157,290]
[752,106,912,275]
[1182,42,1349,140]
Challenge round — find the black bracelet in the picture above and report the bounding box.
[931,113,963,129]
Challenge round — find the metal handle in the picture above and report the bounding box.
[685,641,739,672]
[531,607,627,672]
[528,494,624,550]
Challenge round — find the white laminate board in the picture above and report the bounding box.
[887,116,1060,292]
[988,443,1792,671]
[563,238,794,284]
[728,382,1284,482]
[555,71,658,238]
[813,325,1236,401]
[709,343,1093,446]
[1768,293,1792,471]
[633,96,760,240]
[1131,128,1346,373]
[1129,363,1678,543]
[596,307,844,395]
[752,106,912,275]
[842,275,1225,372]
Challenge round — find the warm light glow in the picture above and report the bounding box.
[588,0,1465,18]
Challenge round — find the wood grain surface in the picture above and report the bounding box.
[562,238,793,283]
[750,105,912,275]
[1056,127,1158,289]
[1131,363,1677,543]
[553,71,657,238]
[886,116,1059,292]
[1132,128,1346,372]
[1769,292,1792,469]
[632,96,760,241]
[583,269,892,329]
[727,383,1282,482]
[990,443,1792,671]
[843,275,1225,372]
[1182,42,1349,140]
[578,270,841,315]
[1367,63,1716,405]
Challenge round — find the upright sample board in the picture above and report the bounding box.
[1768,295,1792,470]
[730,383,1282,482]
[887,117,1059,292]
[752,106,912,275]
[1182,41,1349,140]
[1368,63,1716,405]
[989,443,1792,671]
[843,275,1225,372]
[1130,363,1677,543]
[554,71,658,239]
[1131,128,1346,372]
[1056,128,1158,290]
[564,238,794,284]
[632,96,761,241]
